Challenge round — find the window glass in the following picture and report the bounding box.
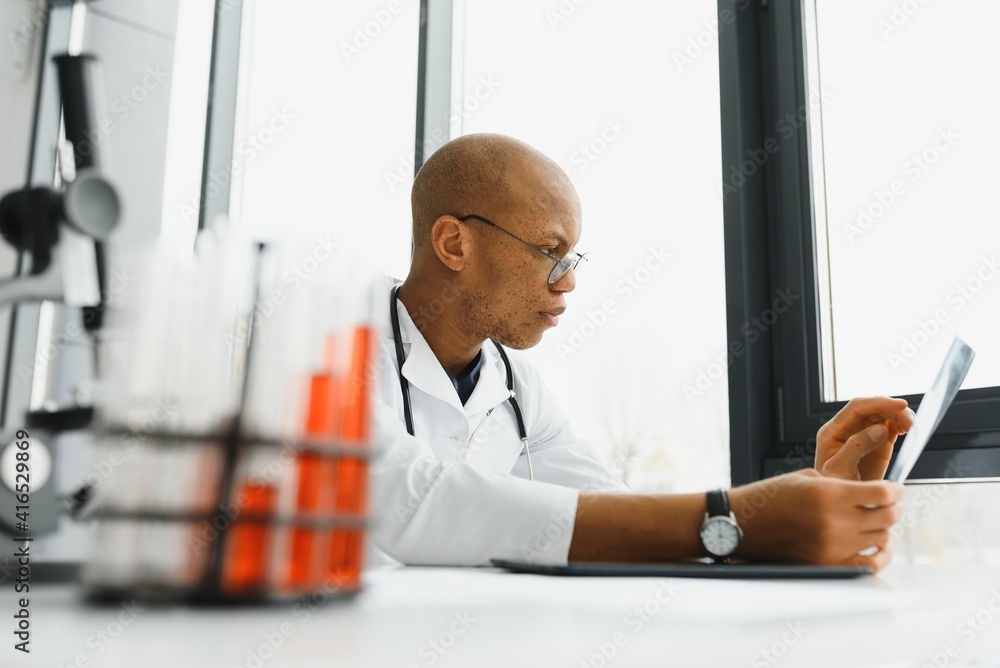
[807,0,1000,401]
[232,0,419,280]
[461,0,730,492]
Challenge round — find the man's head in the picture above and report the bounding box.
[408,133,582,349]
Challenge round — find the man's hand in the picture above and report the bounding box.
[731,469,904,572]
[815,396,915,481]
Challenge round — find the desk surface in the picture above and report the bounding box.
[20,563,1000,668]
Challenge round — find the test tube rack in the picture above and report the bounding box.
[80,242,374,603]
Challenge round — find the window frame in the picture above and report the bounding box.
[719,0,1000,485]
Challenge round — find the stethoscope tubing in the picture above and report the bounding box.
[389,284,533,479]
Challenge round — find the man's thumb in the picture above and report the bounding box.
[821,424,888,479]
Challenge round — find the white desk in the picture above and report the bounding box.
[23,563,1000,668]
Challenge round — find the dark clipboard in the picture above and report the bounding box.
[490,559,873,580]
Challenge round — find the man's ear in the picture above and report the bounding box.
[430,215,467,272]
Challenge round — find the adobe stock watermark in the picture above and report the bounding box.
[15,266,135,386]
[410,278,467,330]
[920,588,1000,668]
[223,235,341,352]
[891,458,971,543]
[683,288,799,403]
[71,66,170,164]
[578,579,681,668]
[233,621,297,668]
[570,116,628,175]
[887,254,998,371]
[767,438,819,476]
[555,245,672,360]
[878,0,934,39]
[392,466,451,527]
[607,449,637,489]
[750,621,808,667]
[466,408,515,459]
[405,611,476,668]
[71,398,179,494]
[519,468,624,563]
[718,88,833,201]
[843,127,958,244]
[343,278,466,400]
[388,405,557,531]
[383,75,501,191]
[520,506,575,563]
[545,0,593,31]
[7,2,48,68]
[180,107,295,225]
[732,474,782,525]
[233,570,357,668]
[54,600,145,668]
[672,0,753,72]
[187,440,301,556]
[339,0,415,63]
[186,438,305,558]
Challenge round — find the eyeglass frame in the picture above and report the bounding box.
[457,214,588,284]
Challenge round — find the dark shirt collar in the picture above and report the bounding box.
[443,349,484,406]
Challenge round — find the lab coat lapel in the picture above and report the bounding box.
[392,294,465,413]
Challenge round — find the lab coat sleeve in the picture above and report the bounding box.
[509,356,632,493]
[368,400,582,567]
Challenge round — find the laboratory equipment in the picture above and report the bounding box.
[80,232,379,602]
[0,48,119,545]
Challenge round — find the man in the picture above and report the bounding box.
[368,133,913,571]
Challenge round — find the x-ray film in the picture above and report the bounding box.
[886,337,975,482]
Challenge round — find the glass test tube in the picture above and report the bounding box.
[327,323,374,588]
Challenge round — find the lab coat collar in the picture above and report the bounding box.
[385,279,513,416]
[462,342,513,416]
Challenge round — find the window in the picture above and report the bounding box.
[805,0,1000,402]
[719,0,1000,483]
[229,0,419,280]
[457,0,730,492]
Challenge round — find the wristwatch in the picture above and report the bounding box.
[699,489,743,563]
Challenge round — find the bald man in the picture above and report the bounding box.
[368,133,914,571]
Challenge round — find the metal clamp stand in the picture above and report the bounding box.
[0,53,119,545]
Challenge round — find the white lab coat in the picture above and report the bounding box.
[368,278,629,567]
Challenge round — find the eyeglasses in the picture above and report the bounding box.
[458,214,588,284]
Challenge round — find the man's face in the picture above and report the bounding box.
[458,169,582,350]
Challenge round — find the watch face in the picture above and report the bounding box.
[700,518,740,557]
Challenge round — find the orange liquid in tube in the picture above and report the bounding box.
[328,326,373,587]
[222,481,277,594]
[287,369,338,588]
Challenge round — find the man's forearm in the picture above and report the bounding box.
[568,492,707,562]
[567,472,904,571]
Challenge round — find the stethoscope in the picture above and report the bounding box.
[390,284,534,480]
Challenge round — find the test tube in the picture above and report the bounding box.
[220,448,278,596]
[327,293,376,587]
[181,227,256,592]
[240,241,331,593]
[286,364,336,588]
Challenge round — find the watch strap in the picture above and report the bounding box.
[706,489,731,518]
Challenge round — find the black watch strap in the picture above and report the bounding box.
[706,489,731,518]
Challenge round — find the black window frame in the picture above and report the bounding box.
[719,0,1000,486]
